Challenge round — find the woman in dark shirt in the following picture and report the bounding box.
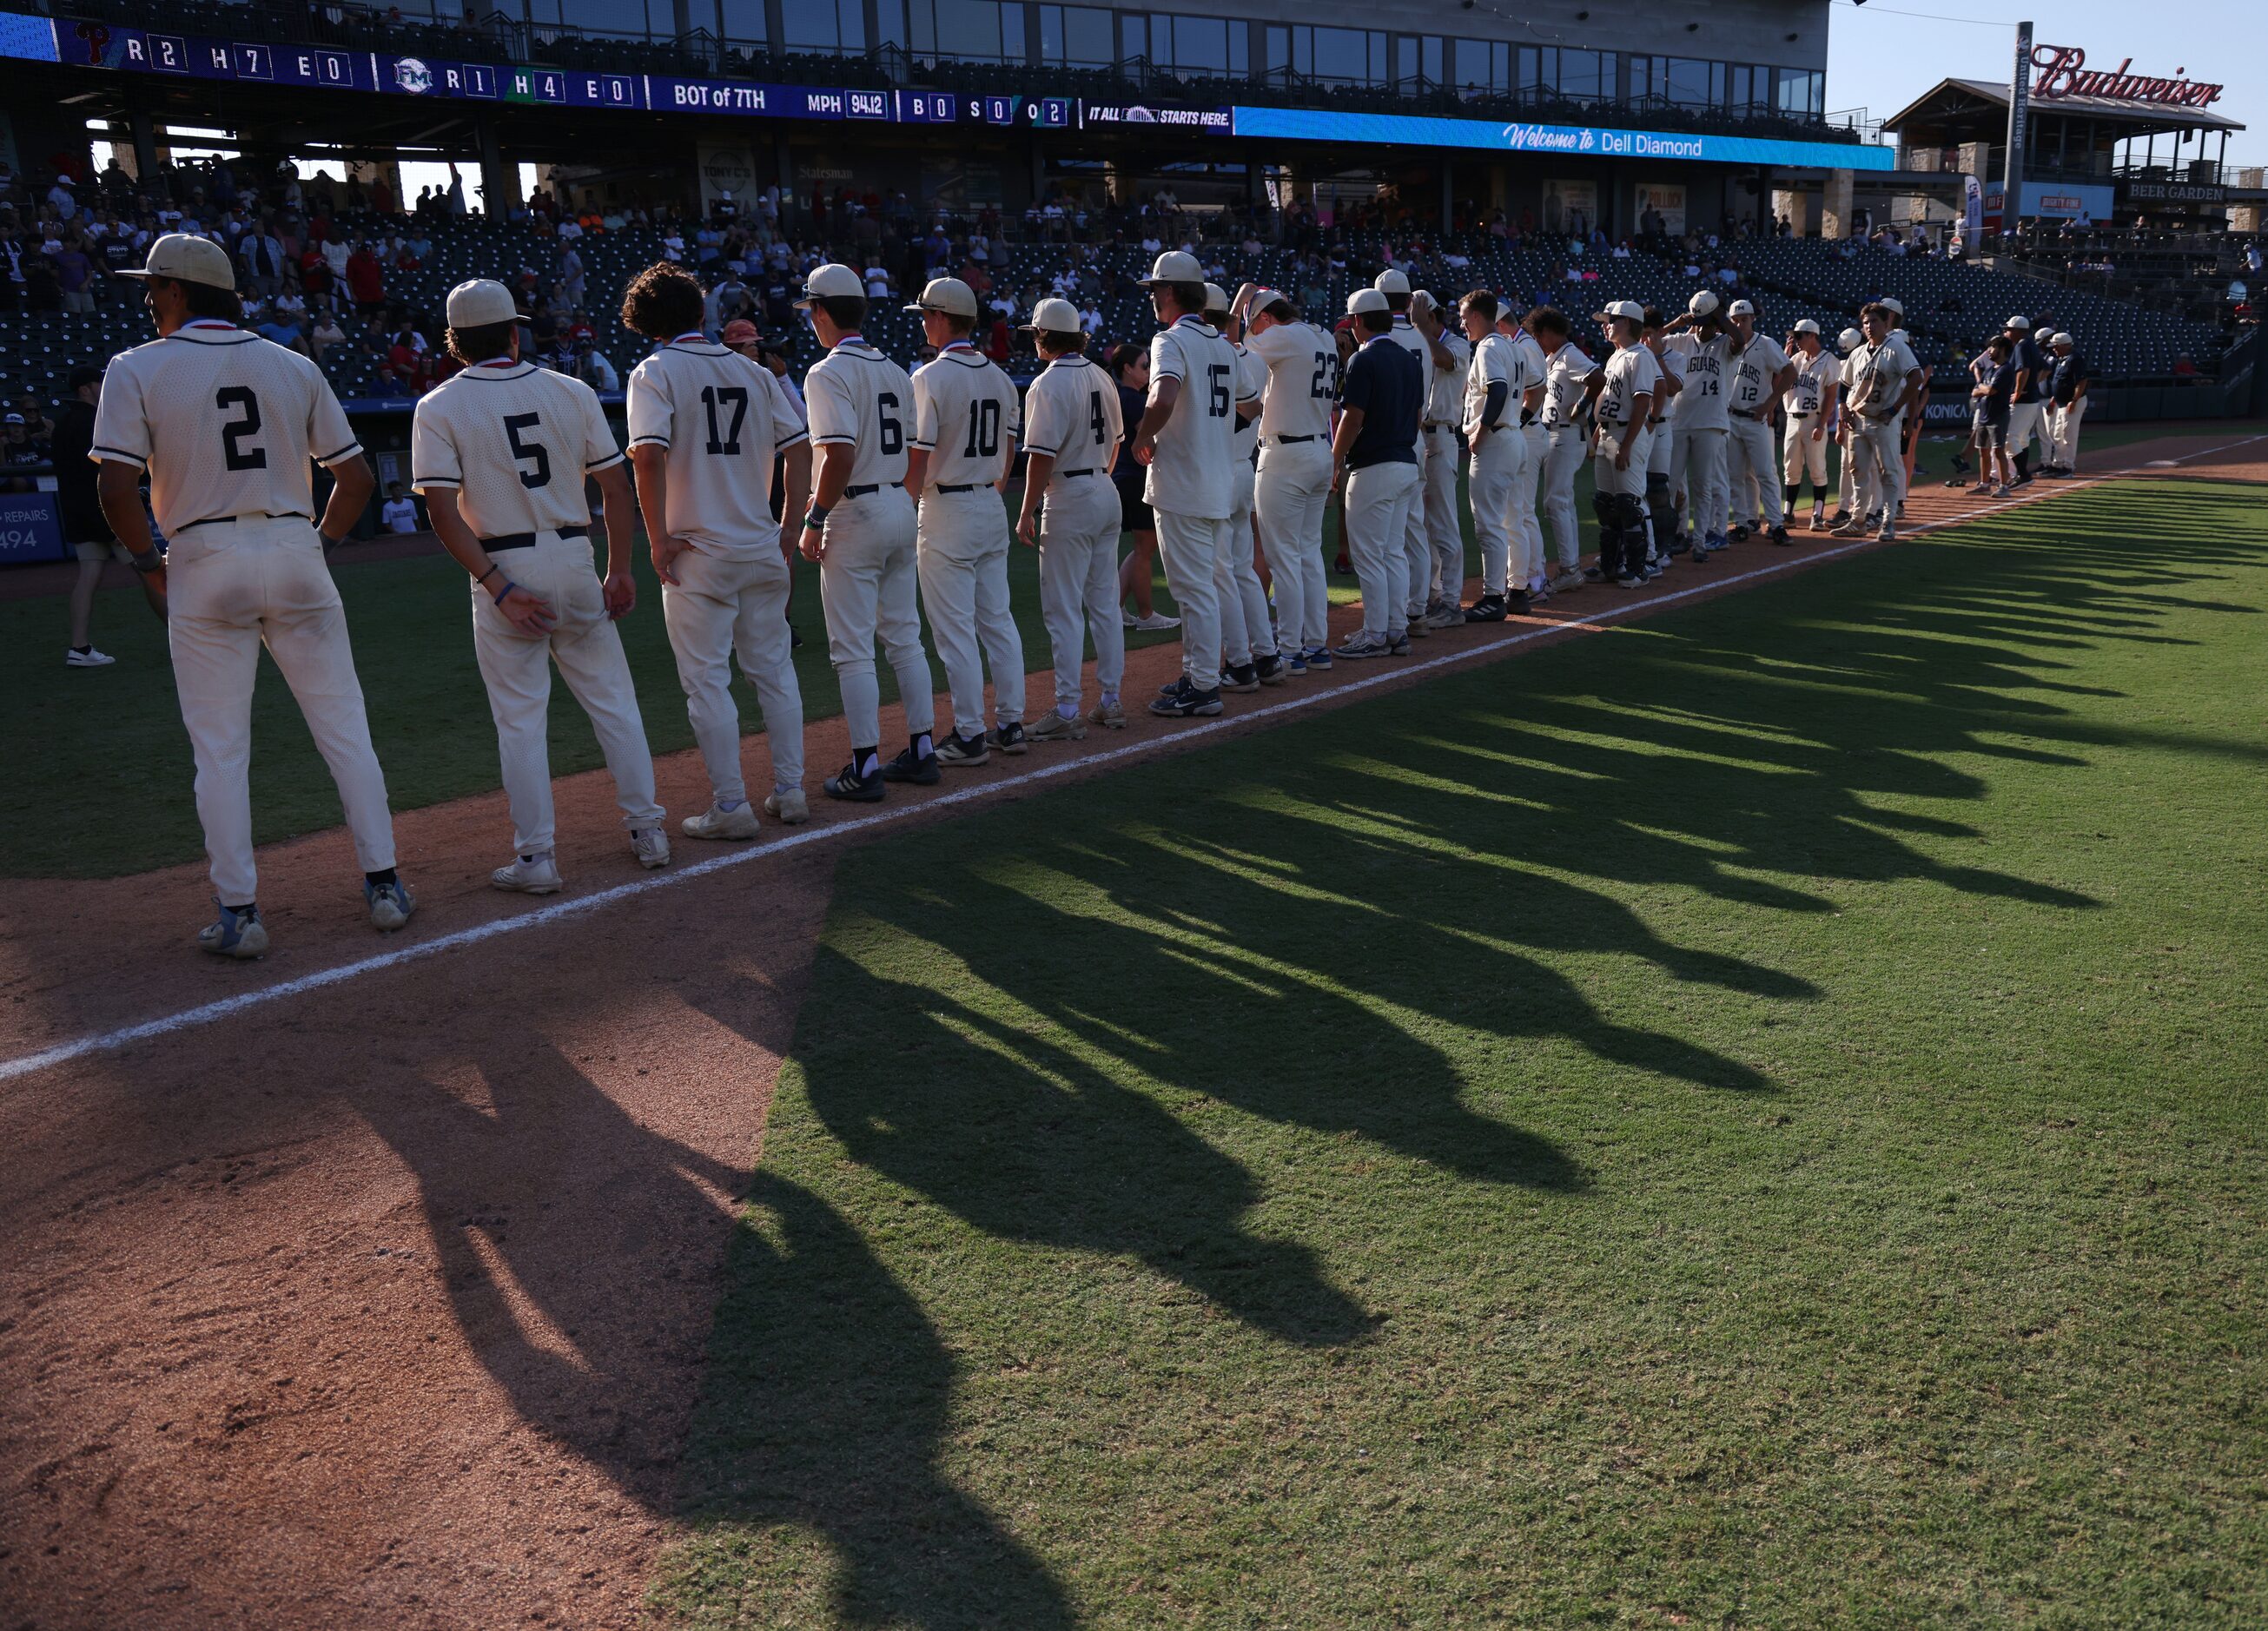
[1109,343,1176,631]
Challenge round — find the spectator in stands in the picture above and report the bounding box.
[368,362,411,399]
[239,221,287,298]
[45,174,77,222]
[576,340,618,393]
[2,412,43,489]
[2171,354,2198,378]
[23,244,59,314]
[255,306,306,352]
[345,241,386,314]
[308,305,346,360]
[380,482,420,534]
[52,234,96,313]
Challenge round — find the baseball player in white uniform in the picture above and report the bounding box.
[1411,290,1471,628]
[1458,289,1531,620]
[1204,282,1279,690]
[1527,307,1590,593]
[1722,300,1795,543]
[1128,250,1245,717]
[1642,308,1686,576]
[1835,303,1921,543]
[1374,273,1453,637]
[1498,303,1552,598]
[1781,320,1838,531]
[622,260,811,838]
[1664,291,1733,554]
[905,276,1026,764]
[795,262,940,799]
[1833,326,1867,525]
[1231,282,1335,673]
[95,233,410,957]
[1590,300,1660,589]
[413,279,668,893]
[1013,297,1125,736]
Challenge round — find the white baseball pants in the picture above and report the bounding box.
[660,545,804,806]
[2008,400,2047,466]
[472,531,664,858]
[1848,416,1906,525]
[1727,416,1783,527]
[1670,424,1728,538]
[1255,439,1332,654]
[1400,432,1432,618]
[1465,426,1526,598]
[1213,485,1273,668]
[1782,414,1829,487]
[165,516,396,907]
[2050,399,2086,467]
[1344,460,1420,637]
[1540,426,1587,571]
[1035,475,1125,708]
[1420,424,1462,604]
[1515,422,1547,588]
[818,487,936,750]
[916,489,1025,738]
[1152,506,1228,692]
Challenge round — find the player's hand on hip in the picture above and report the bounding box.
[650,533,690,585]
[799,524,827,564]
[497,584,557,637]
[602,570,637,619]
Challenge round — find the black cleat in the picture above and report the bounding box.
[1253,653,1286,686]
[989,720,1028,755]
[823,759,885,802]
[1463,593,1508,623]
[1769,525,1791,546]
[1221,662,1261,694]
[1148,678,1225,717]
[881,745,941,785]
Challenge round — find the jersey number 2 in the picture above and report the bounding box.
[216,387,265,472]
[504,413,552,489]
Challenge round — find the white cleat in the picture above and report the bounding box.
[66,647,116,669]
[682,801,761,841]
[764,787,810,825]
[631,826,671,869]
[492,854,564,895]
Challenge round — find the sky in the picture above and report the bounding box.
[1824,0,2259,166]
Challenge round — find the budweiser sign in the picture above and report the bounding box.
[2028,44,2224,109]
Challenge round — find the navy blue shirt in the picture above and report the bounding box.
[1340,334,1422,470]
[2048,350,2088,405]
[1980,358,2017,415]
[2012,335,2049,401]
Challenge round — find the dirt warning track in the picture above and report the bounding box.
[0,466,2237,1628]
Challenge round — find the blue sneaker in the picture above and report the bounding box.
[1286,650,1308,677]
[365,877,415,932]
[1303,645,1333,671]
[197,900,268,961]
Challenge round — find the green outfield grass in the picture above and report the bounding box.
[654,478,2268,1628]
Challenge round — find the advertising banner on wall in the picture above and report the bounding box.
[1540,180,1597,234]
[696,142,756,214]
[1634,182,1686,234]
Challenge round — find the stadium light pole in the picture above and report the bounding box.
[2004,19,2033,238]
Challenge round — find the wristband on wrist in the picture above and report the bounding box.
[803,504,830,531]
[491,577,517,604]
[129,549,163,575]
[477,564,500,585]
[319,531,343,549]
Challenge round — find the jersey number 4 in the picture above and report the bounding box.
[216,386,265,472]
[700,385,748,455]
[503,412,552,489]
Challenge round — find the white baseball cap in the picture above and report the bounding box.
[2050,332,2074,347]
[1019,296,1084,336]
[1792,318,1822,335]
[1838,327,1864,352]
[1246,286,1292,316]
[2004,314,2033,330]
[1139,249,1204,286]
[1596,300,1646,324]
[445,277,519,327]
[1687,289,1721,318]
[904,276,977,318]
[1729,298,1756,317]
[1877,295,1905,316]
[793,262,865,308]
[1347,288,1391,317]
[116,232,236,292]
[1373,267,1412,296]
[1202,281,1229,314]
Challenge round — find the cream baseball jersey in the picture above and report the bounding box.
[1847,333,1920,419]
[909,344,1021,492]
[1463,332,1518,437]
[1595,345,1663,433]
[1510,327,1549,408]
[1652,344,1688,423]
[1784,348,1836,414]
[1242,318,1334,441]
[1231,342,1267,464]
[92,321,362,538]
[804,336,915,490]
[1665,333,1732,431]
[1144,314,1246,518]
[624,338,807,558]
[1425,329,1470,425]
[1541,341,1597,428]
[1021,353,1121,490]
[1728,333,1790,413]
[1387,316,1430,444]
[412,360,621,536]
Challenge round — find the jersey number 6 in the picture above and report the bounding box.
[877,392,903,456]
[504,412,552,489]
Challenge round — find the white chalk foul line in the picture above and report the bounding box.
[0,479,2099,1085]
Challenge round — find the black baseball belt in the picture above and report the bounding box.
[1057,468,1095,478]
[843,483,880,498]
[175,509,313,533]
[934,483,982,493]
[482,524,587,552]
[1270,433,1318,445]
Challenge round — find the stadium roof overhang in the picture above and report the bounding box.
[1883,76,2246,146]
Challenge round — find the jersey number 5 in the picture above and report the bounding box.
[504,412,552,489]
[216,386,265,472]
